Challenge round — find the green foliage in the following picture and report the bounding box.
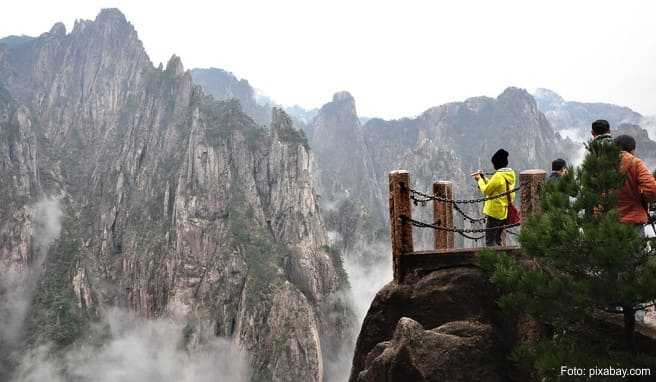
[226,177,286,306]
[26,214,89,348]
[321,244,350,289]
[480,138,656,379]
[276,124,310,151]
[202,98,266,151]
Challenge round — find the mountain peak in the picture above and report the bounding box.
[496,87,540,111]
[533,88,565,112]
[498,86,532,101]
[332,91,354,104]
[95,8,129,26]
[166,55,185,76]
[534,88,564,103]
[49,22,66,37]
[72,8,135,37]
[271,107,294,130]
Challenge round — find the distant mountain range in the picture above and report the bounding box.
[533,88,656,165]
[189,68,656,251]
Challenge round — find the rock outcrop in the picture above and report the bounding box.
[357,318,502,382]
[308,91,385,248]
[0,8,351,381]
[615,123,656,167]
[191,67,272,125]
[349,264,533,382]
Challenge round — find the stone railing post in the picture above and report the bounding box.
[433,181,454,250]
[519,169,546,219]
[389,170,414,283]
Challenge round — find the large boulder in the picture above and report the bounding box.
[349,265,536,381]
[355,318,503,382]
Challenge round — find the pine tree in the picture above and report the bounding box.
[480,138,656,378]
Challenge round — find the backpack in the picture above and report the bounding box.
[506,179,522,225]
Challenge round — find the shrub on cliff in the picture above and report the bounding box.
[480,138,656,379]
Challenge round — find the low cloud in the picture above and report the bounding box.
[13,309,249,382]
[558,128,587,166]
[321,239,392,381]
[3,197,249,382]
[1,197,63,374]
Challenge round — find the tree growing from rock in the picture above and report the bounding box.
[480,138,656,378]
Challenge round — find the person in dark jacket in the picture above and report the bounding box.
[591,119,612,142]
[550,158,567,179]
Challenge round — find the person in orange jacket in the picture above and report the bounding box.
[613,135,656,236]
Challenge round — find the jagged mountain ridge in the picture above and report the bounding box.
[190,68,272,126]
[533,88,643,133]
[190,67,319,128]
[533,88,656,166]
[0,8,352,382]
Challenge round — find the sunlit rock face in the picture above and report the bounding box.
[0,8,352,381]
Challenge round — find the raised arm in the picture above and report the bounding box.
[478,173,501,196]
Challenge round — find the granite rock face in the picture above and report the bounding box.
[533,88,643,134]
[615,123,656,167]
[0,8,351,381]
[308,91,385,246]
[191,68,272,126]
[349,266,534,382]
[356,318,502,382]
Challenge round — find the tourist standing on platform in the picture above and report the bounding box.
[549,158,568,179]
[591,119,613,142]
[472,149,516,246]
[613,135,656,236]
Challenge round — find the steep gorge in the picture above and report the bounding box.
[0,9,352,382]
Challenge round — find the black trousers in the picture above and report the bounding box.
[485,216,506,247]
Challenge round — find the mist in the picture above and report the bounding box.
[321,228,392,381]
[641,116,656,141]
[558,129,587,166]
[342,242,392,323]
[14,309,249,382]
[2,197,249,381]
[1,197,63,375]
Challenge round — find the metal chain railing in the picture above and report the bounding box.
[409,186,519,205]
[406,183,521,243]
[401,215,520,239]
[452,202,487,224]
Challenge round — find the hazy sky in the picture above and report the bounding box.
[2,0,655,119]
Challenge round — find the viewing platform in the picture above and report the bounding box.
[388,169,546,283]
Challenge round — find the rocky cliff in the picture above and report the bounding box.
[533,88,656,165]
[0,9,351,381]
[348,258,537,382]
[615,123,656,168]
[190,67,272,126]
[533,88,643,135]
[308,92,385,247]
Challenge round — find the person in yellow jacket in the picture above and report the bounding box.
[472,149,516,246]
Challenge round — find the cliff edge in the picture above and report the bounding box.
[349,264,539,381]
